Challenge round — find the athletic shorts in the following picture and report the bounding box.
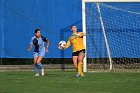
[34,49,45,57]
[72,49,85,56]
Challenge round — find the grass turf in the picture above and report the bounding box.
[0,71,139,93]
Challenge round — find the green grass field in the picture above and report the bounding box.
[0,71,140,93]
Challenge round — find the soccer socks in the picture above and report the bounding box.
[34,64,39,74]
[77,61,84,76]
[37,63,45,76]
[37,63,44,69]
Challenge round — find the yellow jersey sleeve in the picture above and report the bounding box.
[65,32,85,52]
[65,38,71,49]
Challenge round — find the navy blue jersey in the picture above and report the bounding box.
[30,36,48,52]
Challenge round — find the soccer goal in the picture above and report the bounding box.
[82,0,140,72]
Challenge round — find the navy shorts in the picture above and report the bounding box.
[72,49,85,56]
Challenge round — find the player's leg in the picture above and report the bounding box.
[73,56,80,77]
[72,56,78,71]
[34,56,39,76]
[77,50,85,77]
[36,49,45,76]
[36,56,45,76]
[72,52,80,77]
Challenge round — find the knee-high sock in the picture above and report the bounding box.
[37,63,44,69]
[34,64,39,74]
[78,62,84,76]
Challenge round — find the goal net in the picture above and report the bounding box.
[82,0,140,72]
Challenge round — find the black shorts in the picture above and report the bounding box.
[72,49,85,56]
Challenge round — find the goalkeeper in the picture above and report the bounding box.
[59,25,86,77]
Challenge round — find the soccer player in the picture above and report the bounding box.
[59,25,86,77]
[28,29,50,76]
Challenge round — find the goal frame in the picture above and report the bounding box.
[82,0,139,72]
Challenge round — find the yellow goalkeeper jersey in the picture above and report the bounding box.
[65,32,85,52]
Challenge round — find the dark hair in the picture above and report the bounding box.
[35,29,40,33]
[71,25,76,29]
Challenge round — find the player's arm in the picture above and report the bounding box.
[77,32,86,37]
[80,32,86,36]
[73,32,86,38]
[64,40,71,49]
[45,39,50,52]
[28,44,33,52]
[28,37,33,52]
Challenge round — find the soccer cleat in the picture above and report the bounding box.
[41,69,45,76]
[35,73,39,76]
[75,73,80,77]
[81,75,85,79]
[81,75,85,78]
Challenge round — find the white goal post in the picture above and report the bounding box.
[82,0,140,72]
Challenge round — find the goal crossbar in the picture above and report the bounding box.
[82,0,140,2]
